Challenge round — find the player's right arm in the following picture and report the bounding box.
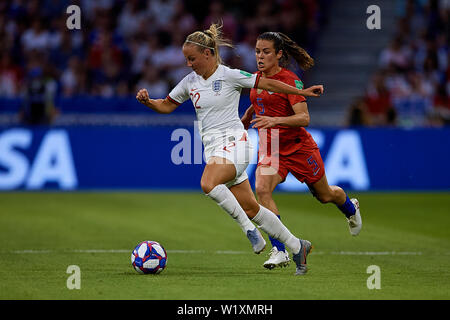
[136,88,179,114]
[241,105,255,130]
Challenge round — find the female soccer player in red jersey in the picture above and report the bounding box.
[241,32,362,269]
[137,24,324,275]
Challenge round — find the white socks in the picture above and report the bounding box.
[252,205,301,254]
[206,184,256,234]
[206,185,301,254]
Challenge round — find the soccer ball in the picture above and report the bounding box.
[131,241,167,274]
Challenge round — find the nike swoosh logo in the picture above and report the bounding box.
[256,89,274,95]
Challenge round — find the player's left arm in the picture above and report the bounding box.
[257,77,323,97]
[250,101,310,129]
[240,104,255,130]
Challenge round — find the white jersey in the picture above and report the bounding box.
[167,64,260,141]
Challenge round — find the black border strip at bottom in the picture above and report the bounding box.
[0,300,446,318]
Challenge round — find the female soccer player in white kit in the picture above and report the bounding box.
[136,23,323,275]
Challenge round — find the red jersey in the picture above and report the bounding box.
[250,68,317,156]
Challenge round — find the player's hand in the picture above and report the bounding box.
[302,85,324,97]
[241,112,253,130]
[250,115,279,129]
[136,88,150,105]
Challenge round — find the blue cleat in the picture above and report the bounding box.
[246,228,266,254]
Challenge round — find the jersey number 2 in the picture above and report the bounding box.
[190,92,201,109]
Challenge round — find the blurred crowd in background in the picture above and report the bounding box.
[0,0,329,124]
[0,0,448,127]
[350,0,449,127]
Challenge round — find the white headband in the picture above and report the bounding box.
[185,40,215,50]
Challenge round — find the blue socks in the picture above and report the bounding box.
[338,195,356,218]
[269,215,286,252]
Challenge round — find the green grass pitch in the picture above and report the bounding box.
[0,192,449,300]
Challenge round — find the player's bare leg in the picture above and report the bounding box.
[254,166,290,269]
[308,173,346,205]
[309,174,362,236]
[229,179,260,219]
[202,157,266,253]
[200,157,237,194]
[255,166,283,215]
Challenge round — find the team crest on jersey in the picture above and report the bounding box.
[212,80,222,94]
[295,80,304,89]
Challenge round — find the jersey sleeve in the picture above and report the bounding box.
[167,75,190,105]
[225,68,261,89]
[286,76,306,106]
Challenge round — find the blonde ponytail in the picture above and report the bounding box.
[185,22,234,64]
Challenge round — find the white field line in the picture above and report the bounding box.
[8,249,427,255]
[319,251,424,256]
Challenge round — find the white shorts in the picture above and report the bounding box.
[203,130,253,188]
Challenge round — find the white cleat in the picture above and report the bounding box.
[263,247,290,270]
[347,198,362,236]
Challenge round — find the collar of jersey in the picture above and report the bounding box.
[260,67,284,79]
[197,64,224,85]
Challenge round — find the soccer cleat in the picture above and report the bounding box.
[347,198,362,236]
[292,239,313,275]
[246,228,266,254]
[263,247,290,269]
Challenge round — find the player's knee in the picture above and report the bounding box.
[255,183,271,200]
[200,179,218,194]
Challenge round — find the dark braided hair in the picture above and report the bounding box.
[257,32,314,70]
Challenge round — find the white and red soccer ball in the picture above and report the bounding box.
[131,241,167,274]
